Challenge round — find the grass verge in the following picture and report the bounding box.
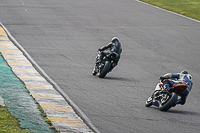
[37,104,60,133]
[140,0,200,21]
[0,104,60,133]
[0,106,29,133]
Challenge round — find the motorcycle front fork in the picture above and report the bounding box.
[152,91,162,107]
[152,97,161,107]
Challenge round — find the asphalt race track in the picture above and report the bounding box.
[1,0,200,133]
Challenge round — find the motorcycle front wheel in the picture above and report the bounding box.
[159,92,178,111]
[98,61,111,78]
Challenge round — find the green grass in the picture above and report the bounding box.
[0,103,59,133]
[37,104,60,132]
[140,0,200,21]
[0,106,29,133]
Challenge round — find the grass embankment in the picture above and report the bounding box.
[140,0,200,21]
[0,106,29,133]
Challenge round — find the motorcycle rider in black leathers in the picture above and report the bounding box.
[92,37,122,75]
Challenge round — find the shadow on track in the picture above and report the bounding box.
[145,106,200,117]
[166,109,200,116]
[103,76,137,82]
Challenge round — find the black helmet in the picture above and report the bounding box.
[181,70,188,74]
[111,37,119,43]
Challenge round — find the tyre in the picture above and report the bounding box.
[145,97,153,107]
[98,61,111,78]
[159,92,178,111]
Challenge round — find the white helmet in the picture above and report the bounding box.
[187,74,192,81]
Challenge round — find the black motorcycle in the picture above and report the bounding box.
[93,51,118,78]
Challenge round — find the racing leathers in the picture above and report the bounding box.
[98,41,122,67]
[159,73,193,105]
[92,39,122,75]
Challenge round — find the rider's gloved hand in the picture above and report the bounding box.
[98,48,102,52]
[160,76,165,82]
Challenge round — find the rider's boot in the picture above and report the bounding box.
[92,65,98,76]
[92,68,97,76]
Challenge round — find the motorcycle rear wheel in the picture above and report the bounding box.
[159,92,178,111]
